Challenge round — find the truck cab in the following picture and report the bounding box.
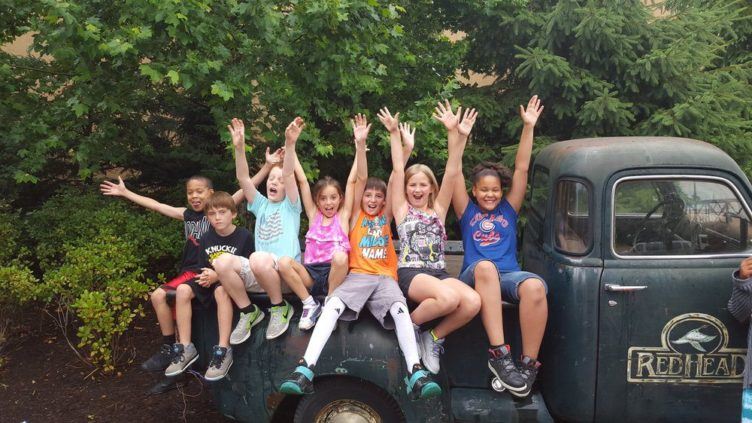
[197,137,750,422]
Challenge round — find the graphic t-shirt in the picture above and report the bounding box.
[349,210,398,280]
[179,209,211,272]
[396,206,447,270]
[459,198,520,273]
[248,194,302,261]
[197,226,255,270]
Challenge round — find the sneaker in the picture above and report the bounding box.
[164,343,198,377]
[417,330,444,374]
[515,356,541,397]
[405,364,442,400]
[230,305,265,345]
[487,345,526,395]
[141,343,174,372]
[298,300,322,330]
[147,373,187,395]
[266,301,294,340]
[204,346,233,381]
[279,361,315,395]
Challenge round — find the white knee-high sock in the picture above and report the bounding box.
[390,301,420,372]
[303,296,345,367]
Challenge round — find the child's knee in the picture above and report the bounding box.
[212,254,235,275]
[176,284,193,301]
[214,285,228,299]
[463,290,482,315]
[151,287,167,304]
[474,261,499,284]
[331,251,348,269]
[277,256,295,273]
[519,278,547,303]
[436,288,460,312]
[250,252,274,272]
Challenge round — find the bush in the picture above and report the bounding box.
[23,186,184,372]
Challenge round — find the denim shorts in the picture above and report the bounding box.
[458,260,547,304]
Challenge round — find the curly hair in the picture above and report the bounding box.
[471,162,512,187]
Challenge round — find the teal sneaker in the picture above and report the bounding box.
[279,362,315,395]
[405,364,442,400]
[266,301,293,340]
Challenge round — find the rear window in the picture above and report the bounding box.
[612,177,752,256]
[555,180,591,254]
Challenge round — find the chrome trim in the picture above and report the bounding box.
[610,174,752,260]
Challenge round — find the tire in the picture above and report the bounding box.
[294,378,405,423]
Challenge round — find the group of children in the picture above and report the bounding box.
[101,96,547,400]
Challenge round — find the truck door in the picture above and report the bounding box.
[596,174,751,422]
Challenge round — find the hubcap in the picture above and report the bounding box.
[315,399,381,423]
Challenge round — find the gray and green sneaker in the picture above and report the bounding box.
[230,305,265,345]
[164,343,198,377]
[204,346,233,382]
[266,301,294,340]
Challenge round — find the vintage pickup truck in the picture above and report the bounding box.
[191,136,751,422]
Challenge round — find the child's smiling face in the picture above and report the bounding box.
[361,188,386,216]
[186,179,214,212]
[406,172,433,209]
[317,185,342,218]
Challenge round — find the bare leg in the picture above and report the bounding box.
[215,286,232,348]
[175,284,195,346]
[213,254,252,309]
[473,261,505,346]
[250,252,283,304]
[430,279,481,339]
[327,251,349,294]
[518,278,548,359]
[278,257,314,300]
[406,274,459,326]
[151,287,175,337]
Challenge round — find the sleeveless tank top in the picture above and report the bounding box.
[396,206,447,270]
[304,211,350,265]
[348,210,398,280]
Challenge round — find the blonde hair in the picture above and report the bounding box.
[404,164,439,208]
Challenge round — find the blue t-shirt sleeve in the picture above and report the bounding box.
[459,201,478,230]
[500,198,518,221]
[248,193,268,215]
[285,196,303,214]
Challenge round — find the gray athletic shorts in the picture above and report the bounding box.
[331,273,406,330]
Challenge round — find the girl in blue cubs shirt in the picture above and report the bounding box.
[452,95,547,398]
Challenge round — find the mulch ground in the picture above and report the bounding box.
[0,308,229,423]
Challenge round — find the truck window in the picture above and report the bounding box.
[555,180,591,254]
[530,166,550,218]
[612,177,752,257]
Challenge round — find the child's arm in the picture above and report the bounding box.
[294,156,315,221]
[378,107,407,224]
[346,114,371,229]
[431,100,466,221]
[451,107,478,219]
[384,133,414,224]
[507,95,543,213]
[229,118,259,204]
[100,177,186,220]
[283,117,305,205]
[728,257,752,323]
[231,147,283,205]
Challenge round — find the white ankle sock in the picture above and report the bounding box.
[303,297,344,366]
[390,301,420,371]
[302,295,316,306]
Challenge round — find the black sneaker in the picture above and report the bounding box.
[405,364,442,400]
[141,344,174,372]
[279,360,315,395]
[516,356,541,397]
[146,374,187,395]
[488,345,527,396]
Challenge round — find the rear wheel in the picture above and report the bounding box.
[294,378,405,423]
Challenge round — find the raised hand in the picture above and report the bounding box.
[458,108,478,137]
[351,113,372,148]
[377,107,399,133]
[285,117,305,144]
[399,122,415,152]
[432,99,460,131]
[228,118,246,149]
[100,176,128,197]
[266,147,285,166]
[520,95,544,127]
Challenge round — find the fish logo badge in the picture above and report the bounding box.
[671,325,717,352]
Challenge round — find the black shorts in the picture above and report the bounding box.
[397,267,452,296]
[304,263,331,297]
[186,280,216,308]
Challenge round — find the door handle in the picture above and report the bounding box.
[604,284,648,292]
